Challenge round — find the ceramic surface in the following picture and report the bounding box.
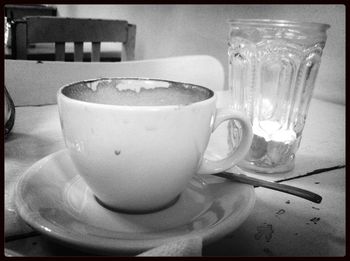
[57,78,252,212]
[15,150,255,255]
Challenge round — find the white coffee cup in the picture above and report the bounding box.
[57,78,252,213]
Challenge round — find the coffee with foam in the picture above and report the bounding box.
[57,77,252,213]
[62,78,213,106]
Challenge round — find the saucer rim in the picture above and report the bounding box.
[15,149,256,254]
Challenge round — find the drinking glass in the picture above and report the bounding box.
[5,86,15,137]
[228,19,330,173]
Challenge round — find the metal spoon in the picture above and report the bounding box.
[215,172,322,204]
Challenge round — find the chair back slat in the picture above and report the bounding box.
[55,42,65,61]
[27,17,129,43]
[74,42,84,62]
[91,42,101,62]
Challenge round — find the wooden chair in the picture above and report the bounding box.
[11,16,136,62]
[4,5,57,49]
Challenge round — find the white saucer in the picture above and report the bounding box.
[15,150,255,255]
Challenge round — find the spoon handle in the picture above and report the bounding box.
[215,172,322,204]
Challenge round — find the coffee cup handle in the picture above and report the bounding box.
[197,108,253,175]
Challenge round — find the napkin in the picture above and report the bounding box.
[4,236,203,256]
[137,236,203,256]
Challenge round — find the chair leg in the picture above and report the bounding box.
[122,24,136,61]
[13,21,27,60]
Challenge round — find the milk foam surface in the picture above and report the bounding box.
[62,79,212,106]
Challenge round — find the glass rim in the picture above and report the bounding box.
[228,19,330,31]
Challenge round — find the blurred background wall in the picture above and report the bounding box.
[56,4,345,104]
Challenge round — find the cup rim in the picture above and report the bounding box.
[228,18,330,31]
[57,77,216,110]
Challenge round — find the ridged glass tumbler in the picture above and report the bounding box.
[228,19,330,173]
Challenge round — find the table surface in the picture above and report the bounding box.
[4,62,345,256]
